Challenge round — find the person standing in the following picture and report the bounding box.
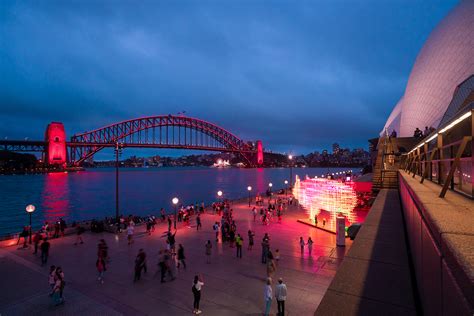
[127,224,134,245]
[275,278,287,316]
[213,222,219,242]
[51,270,64,306]
[55,266,65,301]
[264,277,273,316]
[205,240,212,264]
[274,249,280,264]
[299,237,305,255]
[167,216,172,232]
[261,239,269,264]
[192,275,204,314]
[307,237,314,257]
[252,207,257,222]
[229,229,235,248]
[18,226,29,248]
[33,231,43,254]
[167,230,177,254]
[236,234,243,258]
[96,256,106,284]
[59,218,66,237]
[177,244,186,269]
[41,238,50,266]
[48,265,56,291]
[196,214,202,231]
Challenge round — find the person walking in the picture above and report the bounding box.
[248,230,255,251]
[165,249,176,281]
[307,237,314,257]
[177,244,186,269]
[275,278,287,316]
[299,237,305,256]
[267,251,276,278]
[134,249,147,282]
[205,240,212,264]
[192,275,204,314]
[74,224,85,245]
[41,238,50,266]
[236,234,243,258]
[96,256,106,284]
[264,277,273,316]
[158,250,167,283]
[98,239,109,262]
[127,224,134,245]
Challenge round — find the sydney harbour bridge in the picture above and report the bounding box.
[0,115,265,167]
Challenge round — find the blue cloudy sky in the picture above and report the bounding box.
[0,0,458,157]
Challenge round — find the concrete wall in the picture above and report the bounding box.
[399,173,472,315]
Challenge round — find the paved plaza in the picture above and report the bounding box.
[0,198,352,315]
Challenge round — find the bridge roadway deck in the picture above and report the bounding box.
[0,196,352,315]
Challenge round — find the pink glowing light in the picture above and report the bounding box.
[293,175,358,232]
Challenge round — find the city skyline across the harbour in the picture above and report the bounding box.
[0,0,458,155]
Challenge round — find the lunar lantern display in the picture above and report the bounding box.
[293,175,358,232]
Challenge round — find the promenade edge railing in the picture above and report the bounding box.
[402,109,473,198]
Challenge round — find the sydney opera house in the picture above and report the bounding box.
[383,0,473,137]
[318,1,473,315]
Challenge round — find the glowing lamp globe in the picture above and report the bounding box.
[26,204,35,213]
[268,183,273,187]
[172,197,179,205]
[217,190,223,197]
[284,180,288,185]
[288,155,293,160]
[247,186,252,191]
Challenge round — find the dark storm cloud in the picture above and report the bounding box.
[0,0,458,154]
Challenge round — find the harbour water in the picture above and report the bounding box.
[0,167,358,236]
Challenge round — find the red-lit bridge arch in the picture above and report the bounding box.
[69,115,263,166]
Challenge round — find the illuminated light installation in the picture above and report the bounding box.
[45,122,67,166]
[256,140,264,165]
[293,175,358,232]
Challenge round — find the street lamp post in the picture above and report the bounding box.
[172,197,179,229]
[288,155,293,188]
[284,180,288,196]
[25,204,35,244]
[217,190,223,203]
[247,186,252,207]
[115,141,124,232]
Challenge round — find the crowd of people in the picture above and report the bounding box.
[16,193,321,315]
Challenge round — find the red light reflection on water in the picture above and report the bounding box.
[42,172,70,224]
